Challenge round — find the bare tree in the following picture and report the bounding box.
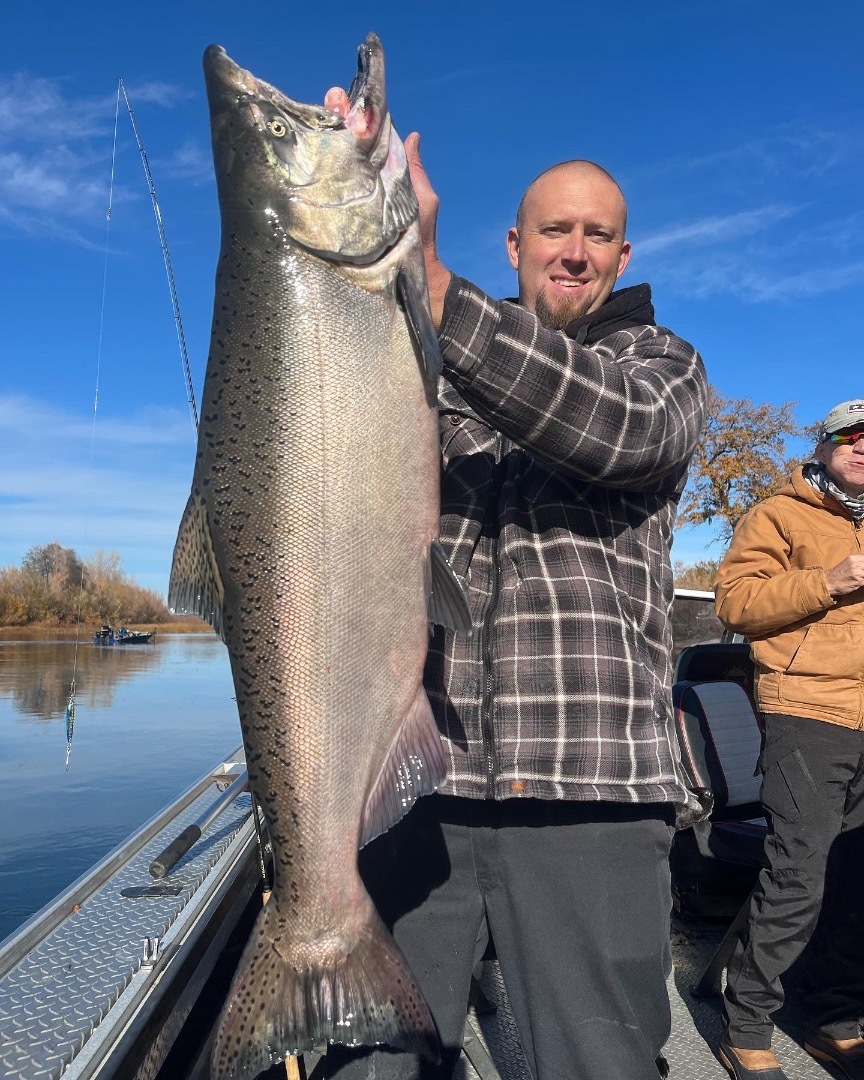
[677,386,817,542]
[673,559,721,591]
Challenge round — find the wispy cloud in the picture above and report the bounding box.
[156,139,213,185]
[122,79,193,109]
[0,75,114,141]
[634,204,801,255]
[0,73,203,239]
[654,255,864,303]
[640,122,856,184]
[0,395,195,448]
[631,197,864,304]
[0,394,195,592]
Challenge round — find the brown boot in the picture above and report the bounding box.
[717,1037,789,1079]
[805,1030,864,1080]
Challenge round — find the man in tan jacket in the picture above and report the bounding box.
[714,399,864,1080]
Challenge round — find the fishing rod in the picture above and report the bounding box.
[64,85,270,891]
[119,79,199,432]
[63,87,123,769]
[116,85,274,888]
[66,82,200,766]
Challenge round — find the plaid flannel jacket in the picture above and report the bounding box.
[425,278,707,805]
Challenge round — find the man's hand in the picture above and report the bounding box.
[323,95,451,331]
[825,555,864,597]
[404,132,451,330]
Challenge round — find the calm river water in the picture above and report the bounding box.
[0,632,239,941]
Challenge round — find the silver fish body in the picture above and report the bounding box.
[169,34,469,1080]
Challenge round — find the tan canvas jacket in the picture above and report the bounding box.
[715,466,864,728]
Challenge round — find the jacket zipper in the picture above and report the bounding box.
[480,538,503,798]
[480,437,504,798]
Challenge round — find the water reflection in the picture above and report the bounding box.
[0,632,240,940]
[0,639,164,720]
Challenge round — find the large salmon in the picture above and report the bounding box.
[168,34,470,1080]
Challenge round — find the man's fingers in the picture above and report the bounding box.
[324,86,350,117]
[405,131,421,162]
[405,132,428,184]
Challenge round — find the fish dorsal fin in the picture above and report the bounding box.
[397,265,442,398]
[360,687,446,848]
[429,539,472,634]
[167,494,227,642]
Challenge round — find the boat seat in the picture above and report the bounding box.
[671,642,767,913]
[674,678,766,865]
[674,641,755,692]
[670,642,771,992]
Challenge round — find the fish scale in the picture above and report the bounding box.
[168,33,470,1080]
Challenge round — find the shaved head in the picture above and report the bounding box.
[507,159,631,325]
[516,160,628,236]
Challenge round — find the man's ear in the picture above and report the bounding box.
[616,240,632,280]
[507,227,520,270]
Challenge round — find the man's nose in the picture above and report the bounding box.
[560,230,587,264]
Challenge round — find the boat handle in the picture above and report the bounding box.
[149,768,249,879]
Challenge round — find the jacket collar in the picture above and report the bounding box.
[504,283,656,345]
[564,283,656,345]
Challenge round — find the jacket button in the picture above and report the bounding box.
[449,415,461,425]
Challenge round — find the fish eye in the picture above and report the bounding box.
[268,118,289,138]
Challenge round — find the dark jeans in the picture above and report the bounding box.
[324,795,675,1080]
[725,713,864,1048]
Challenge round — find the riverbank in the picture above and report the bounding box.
[0,616,214,639]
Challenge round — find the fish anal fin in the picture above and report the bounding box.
[210,898,440,1078]
[360,687,446,849]
[397,264,443,398]
[167,494,227,641]
[429,540,472,635]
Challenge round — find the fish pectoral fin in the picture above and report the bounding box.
[211,898,439,1074]
[360,687,446,848]
[396,264,443,396]
[167,494,227,641]
[428,540,472,635]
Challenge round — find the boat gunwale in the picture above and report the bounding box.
[0,744,245,976]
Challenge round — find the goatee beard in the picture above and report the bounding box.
[534,286,592,330]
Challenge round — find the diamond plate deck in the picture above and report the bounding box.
[0,773,844,1080]
[456,919,837,1080]
[0,753,255,1080]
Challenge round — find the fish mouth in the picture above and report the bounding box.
[203,34,389,164]
[344,33,389,162]
[203,35,415,263]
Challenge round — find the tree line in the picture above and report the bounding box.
[0,543,171,626]
[1,387,816,619]
[673,386,818,590]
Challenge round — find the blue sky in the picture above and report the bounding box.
[2,0,862,594]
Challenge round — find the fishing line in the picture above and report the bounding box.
[66,81,202,767]
[114,86,270,888]
[64,82,123,770]
[119,80,199,431]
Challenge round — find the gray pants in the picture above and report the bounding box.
[324,795,675,1080]
[725,713,864,1048]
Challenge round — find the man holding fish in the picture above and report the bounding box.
[182,35,706,1079]
[321,89,707,1080]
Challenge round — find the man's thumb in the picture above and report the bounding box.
[405,131,422,167]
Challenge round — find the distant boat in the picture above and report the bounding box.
[93,625,156,645]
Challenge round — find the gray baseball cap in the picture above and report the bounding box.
[820,399,864,439]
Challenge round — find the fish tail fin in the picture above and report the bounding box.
[211,898,439,1079]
